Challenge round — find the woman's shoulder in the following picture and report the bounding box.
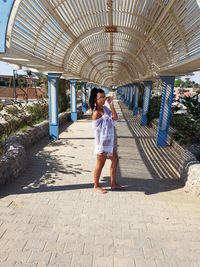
[92,110,103,120]
[103,105,112,115]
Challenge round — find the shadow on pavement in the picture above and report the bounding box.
[0,104,185,198]
[116,101,185,194]
[101,175,184,195]
[0,130,93,199]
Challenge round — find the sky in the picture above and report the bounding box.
[0,60,27,76]
[0,60,200,83]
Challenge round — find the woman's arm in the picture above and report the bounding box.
[92,110,102,120]
[107,96,118,120]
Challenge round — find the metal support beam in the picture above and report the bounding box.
[141,81,152,126]
[125,86,129,105]
[126,86,130,106]
[156,76,175,146]
[129,84,135,110]
[87,84,92,108]
[48,73,61,140]
[70,80,77,122]
[133,84,139,116]
[13,69,17,99]
[81,82,87,113]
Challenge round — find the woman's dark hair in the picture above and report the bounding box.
[89,87,105,111]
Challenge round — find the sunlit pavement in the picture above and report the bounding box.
[0,100,200,267]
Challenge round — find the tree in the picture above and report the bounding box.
[174,79,182,87]
[185,77,191,88]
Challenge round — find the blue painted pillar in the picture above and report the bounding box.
[129,85,133,107]
[117,86,123,101]
[123,87,126,104]
[70,80,77,122]
[0,0,14,52]
[156,76,175,146]
[81,82,87,113]
[129,84,135,109]
[119,87,123,101]
[87,84,92,108]
[126,85,130,107]
[116,87,120,99]
[133,84,139,116]
[120,87,124,101]
[124,87,127,104]
[125,86,129,105]
[121,87,124,102]
[123,87,126,103]
[48,73,61,140]
[141,81,152,126]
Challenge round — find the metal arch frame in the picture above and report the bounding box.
[8,0,104,75]
[1,47,64,72]
[94,69,129,86]
[59,1,162,33]
[63,25,164,70]
[88,59,138,82]
[117,26,170,63]
[7,1,181,73]
[63,27,172,83]
[63,27,106,68]
[101,75,129,86]
[98,68,132,85]
[91,62,134,83]
[79,50,140,80]
[100,75,121,86]
[87,55,139,78]
[168,9,188,55]
[79,50,144,78]
[65,38,150,82]
[96,66,132,85]
[101,76,113,86]
[135,0,177,59]
[81,51,141,75]
[7,0,73,66]
[5,0,21,48]
[2,0,200,87]
[90,61,133,79]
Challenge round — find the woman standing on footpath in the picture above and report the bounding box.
[89,88,124,194]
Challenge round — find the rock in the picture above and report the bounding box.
[0,111,71,186]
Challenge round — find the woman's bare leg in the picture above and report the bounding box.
[94,154,107,193]
[109,150,120,188]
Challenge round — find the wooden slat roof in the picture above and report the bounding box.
[1,0,200,86]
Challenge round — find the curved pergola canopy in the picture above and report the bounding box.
[1,0,200,87]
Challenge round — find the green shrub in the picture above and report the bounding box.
[26,100,48,123]
[171,95,200,145]
[146,94,200,145]
[0,100,48,157]
[58,79,69,112]
[146,96,162,125]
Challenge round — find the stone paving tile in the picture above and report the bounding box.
[113,256,135,267]
[0,262,16,267]
[93,256,114,267]
[0,100,200,267]
[14,263,37,267]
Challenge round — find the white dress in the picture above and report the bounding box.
[92,106,117,157]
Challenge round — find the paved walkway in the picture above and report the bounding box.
[0,100,200,267]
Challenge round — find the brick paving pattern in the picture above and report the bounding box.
[0,100,200,267]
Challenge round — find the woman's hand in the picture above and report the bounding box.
[106,96,114,105]
[106,96,118,120]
